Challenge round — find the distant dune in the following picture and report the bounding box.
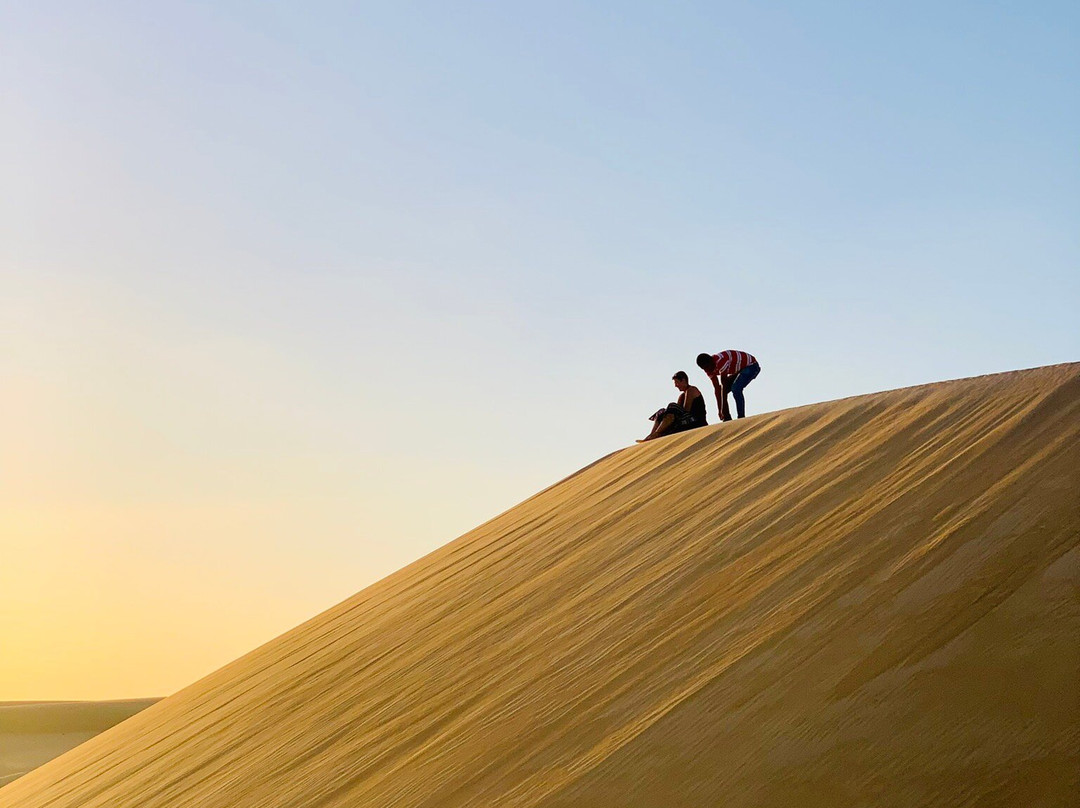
[2,364,1077,807]
[0,700,158,787]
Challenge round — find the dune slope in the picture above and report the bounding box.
[0,700,158,787]
[2,364,1077,807]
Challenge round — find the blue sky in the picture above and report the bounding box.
[2,1,1077,697]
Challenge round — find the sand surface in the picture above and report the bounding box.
[0,700,158,787]
[2,364,1077,807]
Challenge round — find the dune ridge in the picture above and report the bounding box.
[2,364,1077,807]
[0,700,158,788]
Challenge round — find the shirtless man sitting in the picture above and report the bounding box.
[638,371,708,442]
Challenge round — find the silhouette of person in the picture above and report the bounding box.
[696,350,761,421]
[639,371,708,442]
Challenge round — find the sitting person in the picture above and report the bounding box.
[638,371,708,442]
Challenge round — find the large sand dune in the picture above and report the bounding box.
[3,364,1077,807]
[0,700,158,787]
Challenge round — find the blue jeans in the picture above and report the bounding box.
[725,363,760,419]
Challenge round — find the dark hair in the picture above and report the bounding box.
[695,353,713,369]
[672,371,689,383]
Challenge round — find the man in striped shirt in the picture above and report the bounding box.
[696,350,761,422]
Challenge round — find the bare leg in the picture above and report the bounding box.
[637,419,661,442]
[638,411,667,442]
[638,413,675,442]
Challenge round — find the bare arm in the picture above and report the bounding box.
[711,375,725,420]
[684,386,701,411]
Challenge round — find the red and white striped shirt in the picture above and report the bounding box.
[709,350,758,378]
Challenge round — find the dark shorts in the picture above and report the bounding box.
[650,403,704,433]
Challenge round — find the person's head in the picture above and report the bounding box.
[672,370,689,391]
[696,353,716,373]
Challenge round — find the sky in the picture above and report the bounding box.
[2,1,1077,700]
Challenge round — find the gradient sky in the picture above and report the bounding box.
[2,1,1077,700]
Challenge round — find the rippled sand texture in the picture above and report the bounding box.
[3,364,1077,808]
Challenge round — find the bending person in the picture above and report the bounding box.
[696,349,761,421]
[638,371,708,442]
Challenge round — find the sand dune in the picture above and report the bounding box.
[0,700,158,787]
[2,364,1077,807]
